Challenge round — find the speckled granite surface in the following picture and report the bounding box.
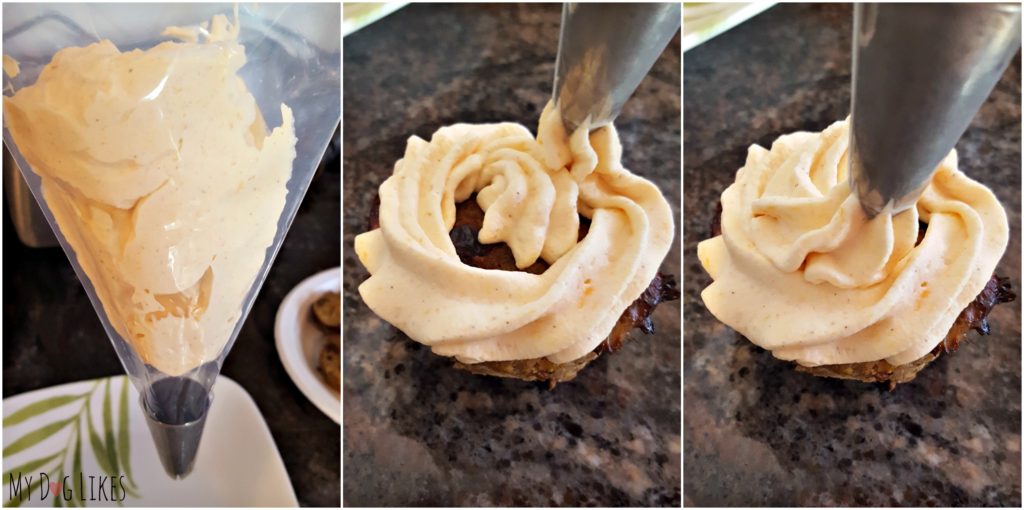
[343,4,680,506]
[684,4,1021,506]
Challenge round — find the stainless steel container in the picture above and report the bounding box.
[4,146,57,247]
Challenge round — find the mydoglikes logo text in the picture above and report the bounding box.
[7,472,129,504]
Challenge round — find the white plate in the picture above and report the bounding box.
[342,2,407,36]
[274,267,341,424]
[2,375,297,507]
[683,2,776,52]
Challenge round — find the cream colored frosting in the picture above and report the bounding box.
[3,14,296,376]
[698,119,1008,367]
[3,55,19,78]
[355,102,674,363]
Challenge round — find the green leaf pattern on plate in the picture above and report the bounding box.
[1,452,61,487]
[3,419,76,458]
[70,426,82,508]
[4,396,87,428]
[3,378,141,507]
[101,380,119,502]
[116,380,134,493]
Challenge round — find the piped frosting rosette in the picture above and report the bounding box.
[355,102,674,364]
[698,119,1008,367]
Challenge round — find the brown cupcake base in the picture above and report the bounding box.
[455,272,679,388]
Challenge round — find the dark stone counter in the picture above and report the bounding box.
[343,4,681,506]
[2,134,342,507]
[683,4,1021,506]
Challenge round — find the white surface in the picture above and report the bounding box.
[2,376,297,507]
[683,2,776,52]
[274,267,341,424]
[343,2,407,37]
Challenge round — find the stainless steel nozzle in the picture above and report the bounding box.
[553,3,681,133]
[849,3,1021,217]
[141,376,211,479]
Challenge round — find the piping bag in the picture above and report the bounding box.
[2,3,340,478]
[849,3,1021,216]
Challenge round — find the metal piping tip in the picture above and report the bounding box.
[140,377,212,479]
[553,3,680,133]
[848,3,1021,218]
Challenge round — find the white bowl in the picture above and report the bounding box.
[274,267,341,424]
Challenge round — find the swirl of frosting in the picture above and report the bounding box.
[355,102,674,364]
[3,16,296,376]
[698,120,1008,367]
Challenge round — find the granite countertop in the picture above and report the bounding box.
[684,4,1021,506]
[343,4,680,506]
[2,134,342,507]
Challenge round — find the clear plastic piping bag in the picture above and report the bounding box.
[2,3,340,478]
